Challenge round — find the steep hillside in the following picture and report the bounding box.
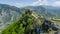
[2,9,60,34]
[0,4,22,32]
[2,9,35,34]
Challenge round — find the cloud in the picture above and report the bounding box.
[14,3,21,7]
[52,1,60,6]
[30,0,49,6]
[30,0,60,6]
[30,0,41,6]
[12,0,60,7]
[10,3,24,7]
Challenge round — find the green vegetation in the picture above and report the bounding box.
[2,9,35,34]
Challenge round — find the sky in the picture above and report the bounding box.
[0,0,60,7]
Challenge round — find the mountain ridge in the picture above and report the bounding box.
[0,4,60,34]
[1,9,59,34]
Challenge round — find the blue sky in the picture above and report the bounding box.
[0,0,60,7]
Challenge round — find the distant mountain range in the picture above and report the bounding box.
[24,5,60,18]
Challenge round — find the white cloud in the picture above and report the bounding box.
[52,1,60,6]
[8,0,60,7]
[30,0,60,6]
[30,0,49,6]
[14,3,22,7]
[13,3,31,7]
[30,0,40,6]
[41,0,48,5]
